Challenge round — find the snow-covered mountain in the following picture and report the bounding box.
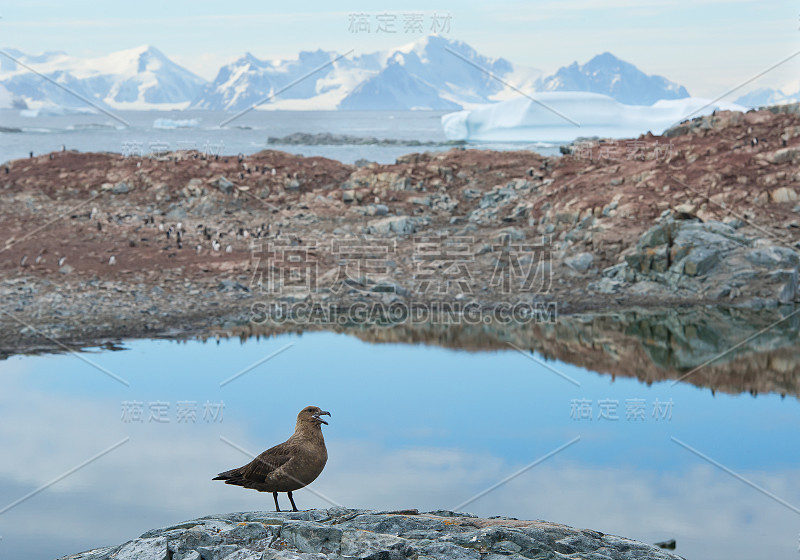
[735,80,800,108]
[190,49,381,111]
[339,36,517,110]
[0,38,698,112]
[191,40,690,110]
[535,52,689,105]
[191,36,523,111]
[0,45,207,110]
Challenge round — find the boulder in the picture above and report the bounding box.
[565,252,594,272]
[683,246,720,276]
[770,187,798,203]
[367,216,416,235]
[214,176,235,194]
[57,509,683,560]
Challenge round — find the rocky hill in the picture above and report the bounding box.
[1,104,799,375]
[56,508,683,560]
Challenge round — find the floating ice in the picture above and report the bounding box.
[20,106,98,117]
[153,118,200,129]
[441,92,746,142]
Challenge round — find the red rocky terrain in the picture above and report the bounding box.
[1,104,799,394]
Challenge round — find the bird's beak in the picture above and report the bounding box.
[313,410,331,425]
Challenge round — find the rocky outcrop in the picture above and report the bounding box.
[600,217,800,304]
[57,509,683,560]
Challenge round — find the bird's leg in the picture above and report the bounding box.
[273,491,281,512]
[288,491,299,512]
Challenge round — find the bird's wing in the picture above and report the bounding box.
[240,442,295,483]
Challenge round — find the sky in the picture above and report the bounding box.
[0,0,798,98]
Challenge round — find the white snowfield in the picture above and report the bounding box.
[441,92,746,143]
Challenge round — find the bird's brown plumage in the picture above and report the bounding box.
[213,406,330,511]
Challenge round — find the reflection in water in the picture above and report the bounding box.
[221,305,800,398]
[0,309,799,560]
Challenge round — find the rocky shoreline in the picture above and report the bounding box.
[1,104,799,363]
[266,131,466,147]
[56,508,684,560]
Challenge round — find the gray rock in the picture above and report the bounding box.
[565,252,594,272]
[173,551,201,560]
[282,521,342,554]
[766,147,799,164]
[683,246,721,276]
[372,204,389,216]
[220,522,274,544]
[179,527,223,549]
[112,181,130,194]
[340,530,415,559]
[166,206,188,220]
[215,176,235,194]
[745,246,800,268]
[218,280,249,292]
[367,216,416,235]
[770,269,799,304]
[589,277,623,294]
[59,264,74,275]
[112,537,168,560]
[495,227,525,243]
[197,544,240,560]
[637,222,671,249]
[57,509,685,560]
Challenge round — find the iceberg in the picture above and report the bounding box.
[153,117,200,129]
[19,105,98,117]
[441,92,745,142]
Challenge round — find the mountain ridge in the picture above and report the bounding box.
[1,38,697,111]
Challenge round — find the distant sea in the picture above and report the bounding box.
[0,109,562,164]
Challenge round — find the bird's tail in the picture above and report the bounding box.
[212,468,241,481]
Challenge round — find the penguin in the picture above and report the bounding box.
[108,255,116,265]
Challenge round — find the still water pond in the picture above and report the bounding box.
[0,324,799,560]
